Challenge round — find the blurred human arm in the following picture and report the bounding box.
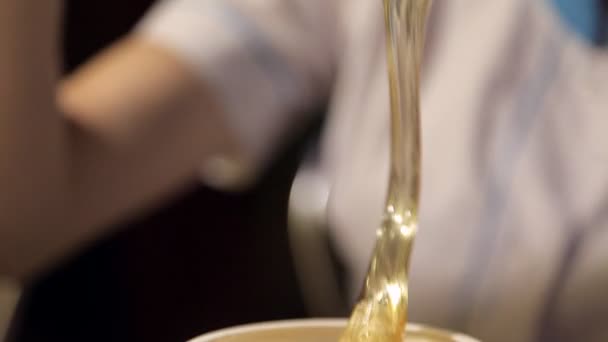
[0,0,339,281]
[0,0,239,281]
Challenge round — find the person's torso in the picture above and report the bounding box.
[321,1,608,341]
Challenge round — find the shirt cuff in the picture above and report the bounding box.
[136,0,303,189]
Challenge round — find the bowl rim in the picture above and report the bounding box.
[187,318,480,342]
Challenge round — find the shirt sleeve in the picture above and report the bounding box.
[135,0,340,189]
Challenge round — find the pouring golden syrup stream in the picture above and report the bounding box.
[340,1,432,341]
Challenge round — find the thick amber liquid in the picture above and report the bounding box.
[340,1,432,341]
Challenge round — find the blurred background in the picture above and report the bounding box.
[4,1,330,341]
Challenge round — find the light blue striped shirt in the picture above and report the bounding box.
[139,1,608,340]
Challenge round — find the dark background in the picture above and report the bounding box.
[8,1,321,341]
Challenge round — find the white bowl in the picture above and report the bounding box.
[188,318,480,342]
